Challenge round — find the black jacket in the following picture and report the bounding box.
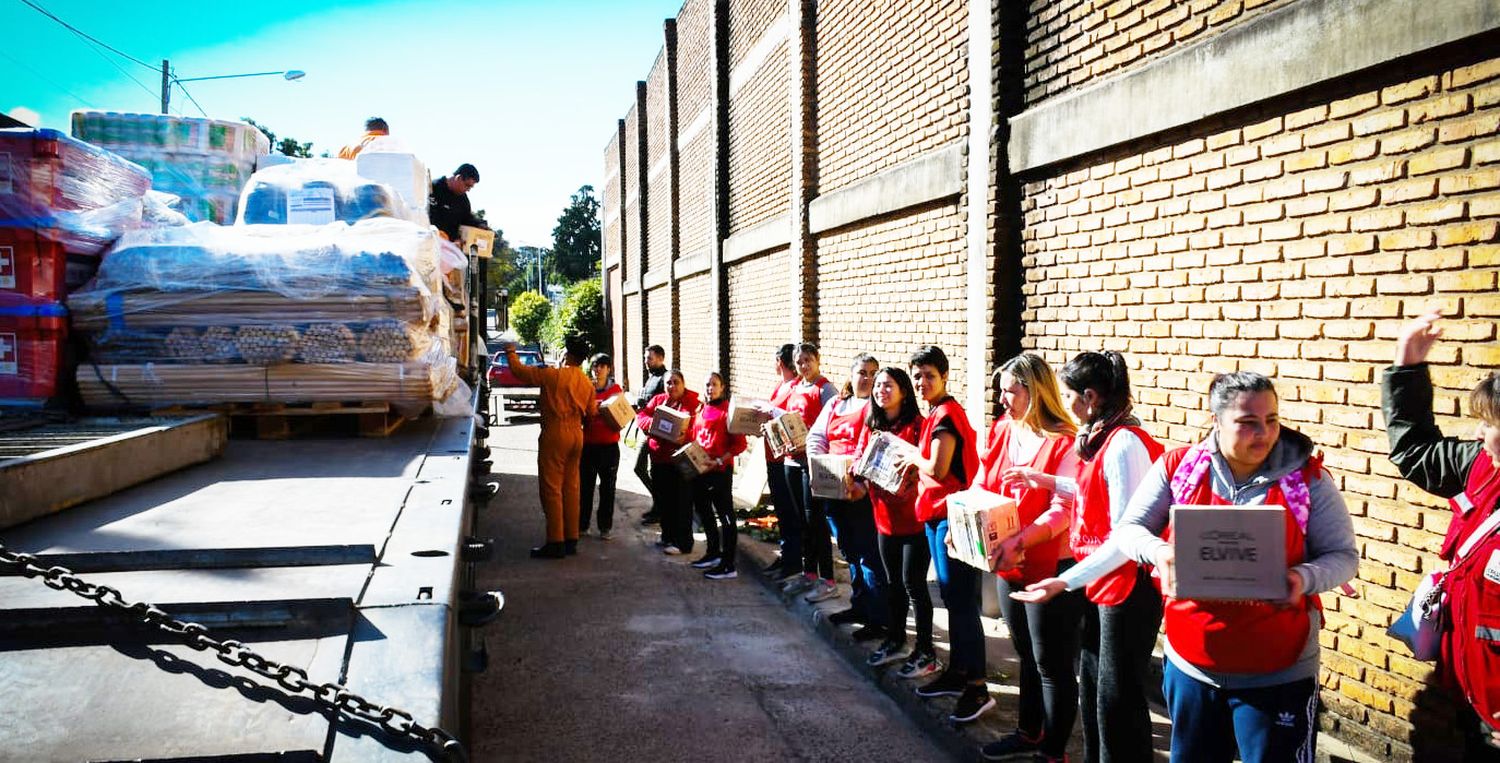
[429,178,482,240]
[1383,363,1483,499]
[635,365,667,409]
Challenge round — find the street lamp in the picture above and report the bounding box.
[159,60,306,114]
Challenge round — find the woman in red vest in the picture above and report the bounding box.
[1385,310,1500,761]
[689,371,748,579]
[580,353,623,540]
[807,353,886,633]
[904,346,991,724]
[778,343,840,602]
[635,370,702,556]
[1013,350,1163,762]
[858,367,932,675]
[761,344,802,580]
[976,353,1084,763]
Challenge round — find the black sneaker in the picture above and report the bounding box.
[704,566,738,580]
[641,513,662,526]
[827,608,862,625]
[529,543,565,559]
[950,684,996,724]
[866,640,906,667]
[691,555,721,569]
[915,669,968,698]
[849,624,886,642]
[978,731,1041,762]
[760,557,785,578]
[564,540,578,556]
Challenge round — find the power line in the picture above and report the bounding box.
[15,0,159,72]
[173,79,209,118]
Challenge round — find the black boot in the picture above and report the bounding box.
[529,542,565,559]
[564,539,579,556]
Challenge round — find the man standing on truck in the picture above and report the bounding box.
[503,334,598,559]
[336,116,390,159]
[428,163,487,241]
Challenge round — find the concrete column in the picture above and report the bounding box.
[633,80,651,358]
[787,0,818,344]
[965,0,994,426]
[710,0,732,380]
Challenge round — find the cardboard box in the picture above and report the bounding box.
[673,442,715,478]
[600,394,634,431]
[727,397,772,435]
[946,489,1022,571]
[762,411,809,457]
[649,405,690,444]
[853,431,920,494]
[458,225,494,258]
[809,454,856,500]
[1170,505,1288,600]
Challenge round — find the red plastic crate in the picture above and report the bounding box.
[0,294,67,401]
[0,128,151,255]
[0,226,67,301]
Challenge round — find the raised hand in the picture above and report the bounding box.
[1394,309,1444,367]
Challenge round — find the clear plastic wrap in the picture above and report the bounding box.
[237,159,414,227]
[354,149,429,226]
[68,218,462,414]
[0,293,67,404]
[0,128,151,257]
[71,112,270,224]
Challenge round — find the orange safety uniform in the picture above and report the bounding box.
[336,131,388,160]
[506,349,598,543]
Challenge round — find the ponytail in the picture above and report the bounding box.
[1062,349,1139,461]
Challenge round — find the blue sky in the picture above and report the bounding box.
[2,0,682,246]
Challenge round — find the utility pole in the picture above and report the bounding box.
[160,59,170,114]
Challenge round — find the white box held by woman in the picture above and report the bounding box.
[600,394,634,431]
[727,397,772,435]
[853,431,919,494]
[809,454,856,500]
[762,412,808,457]
[649,406,690,444]
[672,442,715,478]
[1170,505,1287,600]
[947,489,1021,571]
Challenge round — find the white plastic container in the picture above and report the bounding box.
[357,152,430,226]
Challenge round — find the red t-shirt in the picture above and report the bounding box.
[692,398,748,471]
[583,382,624,445]
[859,416,925,536]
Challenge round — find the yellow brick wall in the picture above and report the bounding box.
[727,0,790,234]
[814,0,968,190]
[727,249,796,397]
[677,0,715,259]
[815,204,973,401]
[676,272,717,391]
[1024,0,1298,107]
[647,53,673,273]
[1019,54,1500,759]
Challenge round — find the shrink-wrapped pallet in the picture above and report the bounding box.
[237,159,413,227]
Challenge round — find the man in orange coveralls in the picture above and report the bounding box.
[503,334,598,559]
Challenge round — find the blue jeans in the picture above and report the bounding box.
[827,496,887,626]
[767,460,801,569]
[1162,659,1318,763]
[926,518,985,680]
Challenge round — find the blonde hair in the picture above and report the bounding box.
[995,353,1077,438]
[1471,372,1500,427]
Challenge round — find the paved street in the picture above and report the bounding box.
[468,415,948,763]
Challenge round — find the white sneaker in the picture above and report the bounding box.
[663,545,685,556]
[598,530,613,541]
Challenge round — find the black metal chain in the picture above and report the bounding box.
[0,540,467,762]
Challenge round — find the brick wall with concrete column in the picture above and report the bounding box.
[1015,0,1500,756]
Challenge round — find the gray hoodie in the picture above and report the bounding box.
[1111,429,1358,689]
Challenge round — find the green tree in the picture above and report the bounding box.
[541,278,607,353]
[508,245,552,296]
[241,117,314,158]
[509,290,551,346]
[550,185,601,283]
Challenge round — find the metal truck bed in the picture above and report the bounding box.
[0,410,479,762]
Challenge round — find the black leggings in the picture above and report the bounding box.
[692,469,735,566]
[786,462,834,579]
[997,559,1087,758]
[1079,567,1164,763]
[877,531,933,651]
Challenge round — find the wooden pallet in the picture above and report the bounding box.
[150,402,409,440]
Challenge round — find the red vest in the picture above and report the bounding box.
[1441,453,1500,731]
[914,398,980,523]
[692,399,746,470]
[1159,446,1322,674]
[1071,425,1164,605]
[979,419,1075,585]
[861,417,925,536]
[583,382,624,445]
[825,398,869,457]
[763,379,797,462]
